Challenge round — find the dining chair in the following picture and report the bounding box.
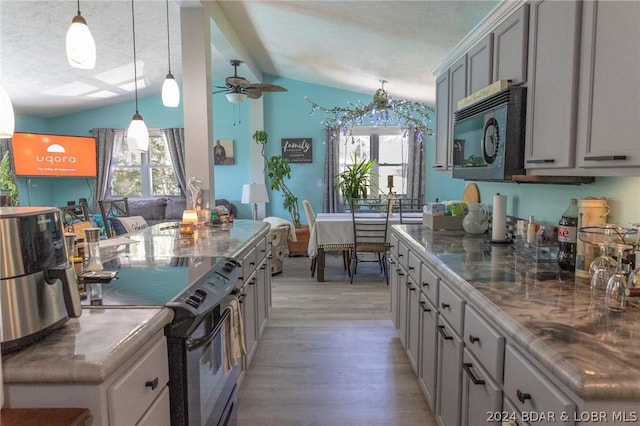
[349,198,391,284]
[98,198,130,238]
[397,198,423,224]
[59,202,91,226]
[302,199,350,277]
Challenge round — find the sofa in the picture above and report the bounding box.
[125,197,237,226]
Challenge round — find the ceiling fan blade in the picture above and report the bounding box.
[247,83,287,93]
[212,89,230,95]
[244,87,263,99]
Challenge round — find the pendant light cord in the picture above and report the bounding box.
[76,0,81,15]
[165,0,172,73]
[131,0,140,114]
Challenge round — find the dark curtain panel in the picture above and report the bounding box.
[92,128,115,211]
[322,126,341,213]
[163,128,186,196]
[406,129,425,202]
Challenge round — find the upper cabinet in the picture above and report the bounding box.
[575,0,640,172]
[492,4,529,84]
[434,72,450,171]
[525,0,581,170]
[467,35,494,95]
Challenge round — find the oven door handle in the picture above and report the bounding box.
[185,307,231,351]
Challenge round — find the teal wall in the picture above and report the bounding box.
[12,76,640,226]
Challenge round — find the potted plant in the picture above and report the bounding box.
[253,131,309,256]
[334,154,378,208]
[0,151,19,206]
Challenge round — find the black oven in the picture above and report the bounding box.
[452,86,526,181]
[165,258,242,426]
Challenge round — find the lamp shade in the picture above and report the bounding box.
[66,14,96,69]
[162,72,180,107]
[0,84,15,138]
[226,92,247,104]
[127,113,149,152]
[241,183,270,204]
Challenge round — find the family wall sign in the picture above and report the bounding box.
[281,138,312,163]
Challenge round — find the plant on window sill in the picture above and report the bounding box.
[334,153,378,207]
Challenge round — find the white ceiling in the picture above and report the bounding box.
[1,0,499,119]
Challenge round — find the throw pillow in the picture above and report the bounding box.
[110,216,148,236]
[166,198,186,220]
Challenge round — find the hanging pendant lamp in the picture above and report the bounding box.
[127,0,149,152]
[0,83,15,138]
[161,0,179,107]
[66,0,96,69]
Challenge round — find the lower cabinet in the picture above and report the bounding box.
[5,330,170,426]
[397,264,409,346]
[240,273,258,366]
[406,276,421,373]
[460,349,502,426]
[435,317,464,426]
[418,293,438,411]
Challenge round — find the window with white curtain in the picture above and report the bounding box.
[338,126,409,196]
[110,130,180,197]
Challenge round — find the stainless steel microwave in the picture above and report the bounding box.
[451,87,526,181]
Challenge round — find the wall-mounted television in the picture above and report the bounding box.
[11,132,97,178]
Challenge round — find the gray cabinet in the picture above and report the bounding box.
[575,0,640,171]
[461,349,502,426]
[467,34,494,95]
[418,293,438,411]
[434,72,450,171]
[436,316,463,426]
[448,56,468,169]
[397,264,409,347]
[389,256,400,329]
[407,276,420,373]
[492,4,529,84]
[525,0,581,171]
[240,272,258,366]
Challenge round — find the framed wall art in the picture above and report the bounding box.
[213,139,234,165]
[281,138,312,163]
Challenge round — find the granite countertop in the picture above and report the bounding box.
[395,225,640,401]
[2,308,174,383]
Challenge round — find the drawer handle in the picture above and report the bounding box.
[526,158,555,164]
[408,266,415,271]
[468,334,480,344]
[437,325,453,340]
[145,377,159,390]
[389,259,396,265]
[420,301,431,312]
[409,286,416,292]
[422,281,429,288]
[441,303,450,310]
[462,363,485,385]
[398,253,404,258]
[398,271,405,276]
[584,155,628,161]
[516,389,531,404]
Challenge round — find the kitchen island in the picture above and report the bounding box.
[391,224,639,426]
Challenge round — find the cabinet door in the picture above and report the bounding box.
[406,277,420,373]
[256,260,268,337]
[418,294,438,411]
[576,0,640,170]
[461,349,502,426]
[436,318,463,426]
[241,276,258,367]
[449,55,468,169]
[493,4,529,84]
[525,0,581,170]
[397,265,409,347]
[434,71,450,171]
[468,34,494,94]
[389,255,400,329]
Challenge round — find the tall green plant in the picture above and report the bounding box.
[334,154,377,205]
[0,151,19,206]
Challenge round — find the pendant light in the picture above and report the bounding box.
[127,0,149,152]
[0,83,15,138]
[66,0,96,69]
[161,0,179,107]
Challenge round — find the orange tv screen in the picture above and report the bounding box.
[11,133,97,178]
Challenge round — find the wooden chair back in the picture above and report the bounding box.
[98,197,130,238]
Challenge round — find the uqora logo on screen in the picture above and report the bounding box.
[36,144,78,165]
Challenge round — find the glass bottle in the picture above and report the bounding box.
[557,199,579,271]
[84,228,103,306]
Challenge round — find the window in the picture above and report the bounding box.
[339,126,409,196]
[110,130,180,197]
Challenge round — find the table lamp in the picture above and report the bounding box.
[241,183,269,221]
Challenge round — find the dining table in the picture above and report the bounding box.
[308,212,423,282]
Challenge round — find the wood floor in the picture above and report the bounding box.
[237,252,437,426]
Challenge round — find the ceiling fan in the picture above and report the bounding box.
[213,59,287,103]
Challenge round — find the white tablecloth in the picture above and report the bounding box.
[307,212,422,257]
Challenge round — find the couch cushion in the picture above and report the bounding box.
[166,197,187,220]
[128,198,167,221]
[110,216,149,236]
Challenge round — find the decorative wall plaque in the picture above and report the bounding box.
[281,138,312,163]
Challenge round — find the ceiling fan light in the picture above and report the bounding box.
[226,92,247,104]
[127,113,149,152]
[66,14,96,69]
[0,83,15,138]
[162,72,180,107]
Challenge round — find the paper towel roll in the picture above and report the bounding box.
[492,193,507,241]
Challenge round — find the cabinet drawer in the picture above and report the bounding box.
[464,305,505,383]
[241,247,258,280]
[397,240,409,265]
[137,386,170,426]
[108,336,169,426]
[503,344,575,425]
[420,264,439,305]
[256,235,269,261]
[438,281,465,334]
[461,349,502,426]
[407,251,421,282]
[390,233,400,258]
